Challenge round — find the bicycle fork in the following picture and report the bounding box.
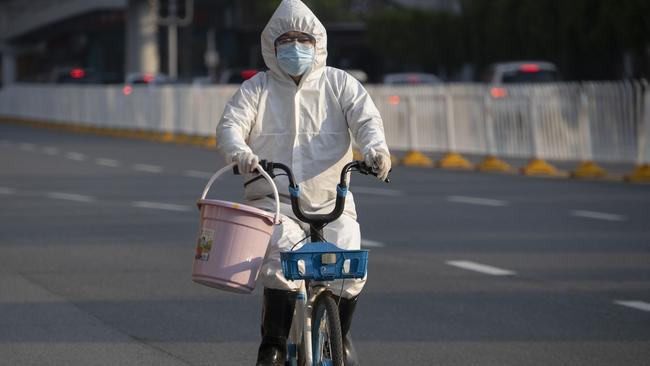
[289,281,328,366]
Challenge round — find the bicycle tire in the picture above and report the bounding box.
[311,294,344,366]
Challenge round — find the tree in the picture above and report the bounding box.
[252,0,359,23]
[366,8,464,77]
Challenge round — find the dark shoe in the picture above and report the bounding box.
[334,295,360,366]
[256,288,297,366]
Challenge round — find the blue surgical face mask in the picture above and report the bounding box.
[276,43,315,77]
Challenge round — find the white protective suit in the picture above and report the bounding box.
[216,0,390,298]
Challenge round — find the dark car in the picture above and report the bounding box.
[51,67,103,84]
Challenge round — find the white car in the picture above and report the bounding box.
[485,61,560,86]
[484,61,574,158]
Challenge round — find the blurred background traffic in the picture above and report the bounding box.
[1,0,648,86]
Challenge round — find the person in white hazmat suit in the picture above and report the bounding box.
[216,1,390,365]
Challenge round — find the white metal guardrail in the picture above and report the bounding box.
[367,81,648,165]
[0,81,648,170]
[0,84,239,137]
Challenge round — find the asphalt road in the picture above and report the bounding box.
[1,122,649,366]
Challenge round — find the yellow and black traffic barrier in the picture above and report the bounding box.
[625,164,650,183]
[571,161,608,179]
[401,150,433,167]
[476,155,511,173]
[521,158,562,177]
[437,152,473,170]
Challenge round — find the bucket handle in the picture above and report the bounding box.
[200,163,281,225]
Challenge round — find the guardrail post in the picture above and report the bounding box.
[521,90,561,176]
[401,94,433,167]
[159,87,176,142]
[477,90,511,172]
[572,87,607,178]
[437,88,472,169]
[626,85,650,182]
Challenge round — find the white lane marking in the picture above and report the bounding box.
[95,158,121,168]
[184,170,213,179]
[446,260,516,276]
[353,186,404,197]
[447,195,507,207]
[615,300,650,312]
[132,201,192,212]
[0,187,16,195]
[570,210,626,222]
[43,147,60,156]
[66,152,87,161]
[133,164,163,173]
[361,239,386,248]
[45,192,96,203]
[19,143,36,151]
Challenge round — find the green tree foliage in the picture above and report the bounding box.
[367,0,650,80]
[367,8,464,77]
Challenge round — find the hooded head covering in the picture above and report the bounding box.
[261,0,328,83]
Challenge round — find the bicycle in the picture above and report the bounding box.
[251,159,390,366]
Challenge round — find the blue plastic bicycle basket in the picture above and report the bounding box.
[281,242,368,281]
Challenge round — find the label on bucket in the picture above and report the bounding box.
[195,228,215,261]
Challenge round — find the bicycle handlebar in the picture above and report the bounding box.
[234,160,391,226]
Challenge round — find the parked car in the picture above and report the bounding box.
[485,61,560,85]
[484,61,573,155]
[191,76,214,86]
[50,67,103,84]
[218,69,262,84]
[382,72,441,85]
[125,72,172,85]
[485,61,561,98]
[122,72,174,95]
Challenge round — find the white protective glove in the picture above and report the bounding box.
[232,151,260,174]
[364,148,391,181]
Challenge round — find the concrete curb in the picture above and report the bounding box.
[0,117,218,150]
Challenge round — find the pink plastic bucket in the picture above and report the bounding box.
[192,164,280,294]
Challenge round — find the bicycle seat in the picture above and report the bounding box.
[281,242,368,281]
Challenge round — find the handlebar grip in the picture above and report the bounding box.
[233,160,276,178]
[357,161,391,183]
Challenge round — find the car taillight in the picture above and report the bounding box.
[123,86,133,95]
[240,70,259,80]
[70,68,85,79]
[407,75,421,84]
[491,87,508,99]
[520,64,540,73]
[143,74,155,83]
[388,95,401,105]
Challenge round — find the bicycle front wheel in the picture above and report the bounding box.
[311,294,344,366]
